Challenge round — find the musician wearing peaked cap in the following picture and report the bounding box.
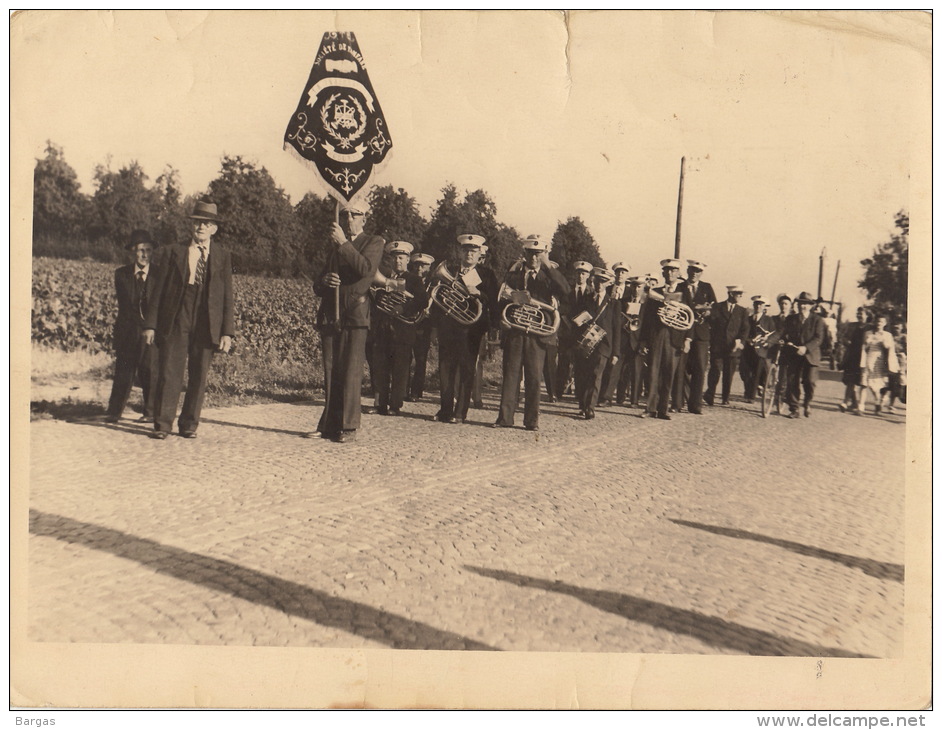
[431,234,499,424]
[599,262,631,407]
[704,284,750,407]
[371,241,429,416]
[572,267,621,420]
[740,293,775,403]
[493,235,570,431]
[616,274,648,407]
[672,259,717,414]
[553,260,593,400]
[406,252,435,402]
[639,258,689,420]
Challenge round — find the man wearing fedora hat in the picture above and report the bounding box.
[704,284,750,406]
[105,229,161,423]
[142,200,235,439]
[493,234,569,431]
[782,291,827,418]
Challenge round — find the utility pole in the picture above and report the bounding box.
[817,247,826,300]
[674,156,685,259]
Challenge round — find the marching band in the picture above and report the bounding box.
[333,229,867,442]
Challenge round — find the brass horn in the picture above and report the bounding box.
[499,283,560,336]
[428,263,483,326]
[656,299,695,331]
[370,271,425,326]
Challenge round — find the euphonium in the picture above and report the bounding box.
[428,263,483,326]
[498,283,560,336]
[656,297,695,331]
[370,271,424,325]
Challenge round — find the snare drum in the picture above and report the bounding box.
[576,323,606,356]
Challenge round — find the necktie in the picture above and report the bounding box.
[195,246,207,286]
[525,271,534,291]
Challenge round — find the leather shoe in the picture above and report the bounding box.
[136,415,152,423]
[150,431,168,440]
[803,406,811,418]
[721,399,730,406]
[584,409,595,420]
[104,415,119,423]
[788,411,801,419]
[492,421,510,428]
[688,409,703,415]
[334,430,357,443]
[405,396,417,402]
[638,411,651,419]
[180,431,197,439]
[525,424,539,432]
[389,408,400,416]
[656,413,671,421]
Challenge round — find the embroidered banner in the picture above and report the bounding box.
[284,32,393,204]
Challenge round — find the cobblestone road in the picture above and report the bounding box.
[27,374,906,657]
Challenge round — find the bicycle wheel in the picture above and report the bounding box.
[761,360,778,418]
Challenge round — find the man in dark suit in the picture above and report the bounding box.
[493,234,570,431]
[370,241,429,416]
[553,260,592,400]
[598,262,631,407]
[431,234,499,424]
[740,294,775,402]
[783,291,827,419]
[639,259,689,420]
[406,252,435,402]
[573,267,621,420]
[671,259,716,414]
[704,284,750,406]
[105,229,160,423]
[312,200,385,443]
[616,274,647,407]
[143,201,234,439]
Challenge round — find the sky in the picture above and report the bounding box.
[12,10,930,315]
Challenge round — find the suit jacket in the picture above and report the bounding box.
[144,243,235,345]
[314,232,385,329]
[113,263,161,351]
[678,280,717,342]
[709,300,750,356]
[500,263,570,345]
[640,285,688,351]
[783,312,827,366]
[747,313,775,341]
[574,289,622,359]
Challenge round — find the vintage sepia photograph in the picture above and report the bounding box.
[12,10,931,711]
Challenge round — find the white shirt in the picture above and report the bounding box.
[135,264,150,282]
[187,240,211,285]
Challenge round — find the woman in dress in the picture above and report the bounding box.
[838,307,869,413]
[857,314,898,415]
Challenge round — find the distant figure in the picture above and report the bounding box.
[885,321,907,413]
[838,307,870,414]
[105,229,160,423]
[143,201,235,440]
[857,314,898,416]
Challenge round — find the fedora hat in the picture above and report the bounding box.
[795,291,816,304]
[189,201,221,222]
[125,229,155,250]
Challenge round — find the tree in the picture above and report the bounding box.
[205,155,303,276]
[153,165,190,248]
[294,191,336,279]
[89,159,163,248]
[859,210,908,319]
[549,217,606,279]
[420,184,520,277]
[32,141,89,242]
[365,185,428,247]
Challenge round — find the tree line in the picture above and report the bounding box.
[31,142,607,281]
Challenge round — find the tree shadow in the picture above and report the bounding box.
[30,399,108,422]
[670,519,904,583]
[30,509,497,651]
[199,418,312,438]
[464,566,873,658]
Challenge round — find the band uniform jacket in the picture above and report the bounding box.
[501,264,570,345]
[709,300,750,356]
[371,266,429,347]
[144,243,235,344]
[677,280,717,343]
[560,283,591,343]
[783,312,827,367]
[640,286,688,351]
[575,289,622,360]
[431,261,501,339]
[314,232,385,329]
[114,263,161,352]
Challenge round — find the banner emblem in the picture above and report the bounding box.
[284,32,392,202]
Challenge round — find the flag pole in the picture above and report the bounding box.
[674,156,685,259]
[334,199,341,327]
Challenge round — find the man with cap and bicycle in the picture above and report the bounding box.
[740,293,776,403]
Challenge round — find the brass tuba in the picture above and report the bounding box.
[498,283,560,336]
[428,263,483,326]
[371,271,424,325]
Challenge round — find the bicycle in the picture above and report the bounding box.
[760,340,797,418]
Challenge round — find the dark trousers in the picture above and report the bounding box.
[438,325,482,421]
[496,331,546,428]
[646,333,680,417]
[618,348,644,405]
[543,343,558,398]
[373,334,412,412]
[107,336,157,418]
[318,327,368,435]
[706,352,741,404]
[785,355,818,411]
[674,339,709,413]
[601,346,629,403]
[153,285,214,433]
[740,347,768,400]
[408,328,432,398]
[574,350,608,413]
[554,341,575,398]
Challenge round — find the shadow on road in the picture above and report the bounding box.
[670,519,904,583]
[29,509,498,651]
[200,418,311,438]
[464,565,873,657]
